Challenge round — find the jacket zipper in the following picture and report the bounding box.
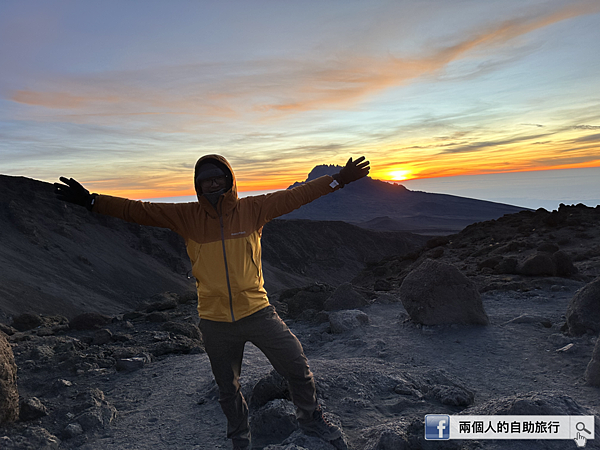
[219,213,235,322]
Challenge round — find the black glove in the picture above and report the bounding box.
[333,156,370,188]
[54,177,97,211]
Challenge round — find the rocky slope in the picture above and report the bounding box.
[0,175,426,321]
[353,203,600,295]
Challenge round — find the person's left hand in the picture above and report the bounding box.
[336,156,370,186]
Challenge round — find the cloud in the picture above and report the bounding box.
[572,133,600,143]
[440,133,551,154]
[573,125,600,130]
[9,2,599,123]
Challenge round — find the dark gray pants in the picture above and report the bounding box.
[199,305,317,447]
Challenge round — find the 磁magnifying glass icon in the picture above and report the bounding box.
[576,422,591,435]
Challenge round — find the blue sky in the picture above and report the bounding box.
[1,0,599,202]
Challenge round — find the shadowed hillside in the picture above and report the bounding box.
[0,175,426,320]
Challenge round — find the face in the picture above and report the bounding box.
[199,175,228,194]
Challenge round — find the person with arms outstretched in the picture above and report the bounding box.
[54,154,369,450]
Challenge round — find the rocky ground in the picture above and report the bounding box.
[1,280,599,449]
[1,204,599,449]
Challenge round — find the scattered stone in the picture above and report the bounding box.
[250,399,298,448]
[324,283,369,311]
[53,379,73,390]
[11,313,43,332]
[399,259,489,325]
[556,343,575,353]
[30,344,55,361]
[69,312,112,331]
[329,310,369,334]
[494,257,518,275]
[0,332,19,423]
[92,329,113,345]
[564,277,600,336]
[63,422,84,438]
[116,357,146,372]
[73,388,117,431]
[552,251,577,277]
[23,426,60,449]
[584,338,600,386]
[19,397,48,421]
[75,404,117,431]
[0,324,16,336]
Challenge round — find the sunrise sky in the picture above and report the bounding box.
[1,0,599,201]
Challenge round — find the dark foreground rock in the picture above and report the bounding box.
[565,277,600,336]
[585,338,600,386]
[0,332,18,424]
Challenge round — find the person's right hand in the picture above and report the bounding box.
[54,177,96,211]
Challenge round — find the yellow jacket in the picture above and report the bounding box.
[93,155,340,322]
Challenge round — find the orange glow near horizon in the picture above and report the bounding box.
[88,159,600,201]
[388,169,415,182]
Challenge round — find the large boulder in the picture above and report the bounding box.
[0,332,19,423]
[399,259,489,325]
[564,277,600,336]
[584,338,600,386]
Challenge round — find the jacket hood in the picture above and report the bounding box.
[194,154,238,214]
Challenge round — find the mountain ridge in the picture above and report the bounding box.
[285,164,527,234]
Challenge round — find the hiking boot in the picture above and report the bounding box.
[299,405,342,441]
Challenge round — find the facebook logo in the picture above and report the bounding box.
[425,415,450,440]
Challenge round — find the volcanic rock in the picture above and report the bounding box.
[552,250,577,277]
[584,338,600,386]
[19,396,48,421]
[250,369,290,409]
[399,259,489,325]
[329,310,370,334]
[251,399,298,448]
[0,332,19,423]
[518,252,556,276]
[11,313,44,332]
[564,277,600,336]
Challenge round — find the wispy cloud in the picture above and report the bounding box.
[9,2,598,125]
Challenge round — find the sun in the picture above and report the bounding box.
[389,169,413,181]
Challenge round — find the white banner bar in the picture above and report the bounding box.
[425,415,595,441]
